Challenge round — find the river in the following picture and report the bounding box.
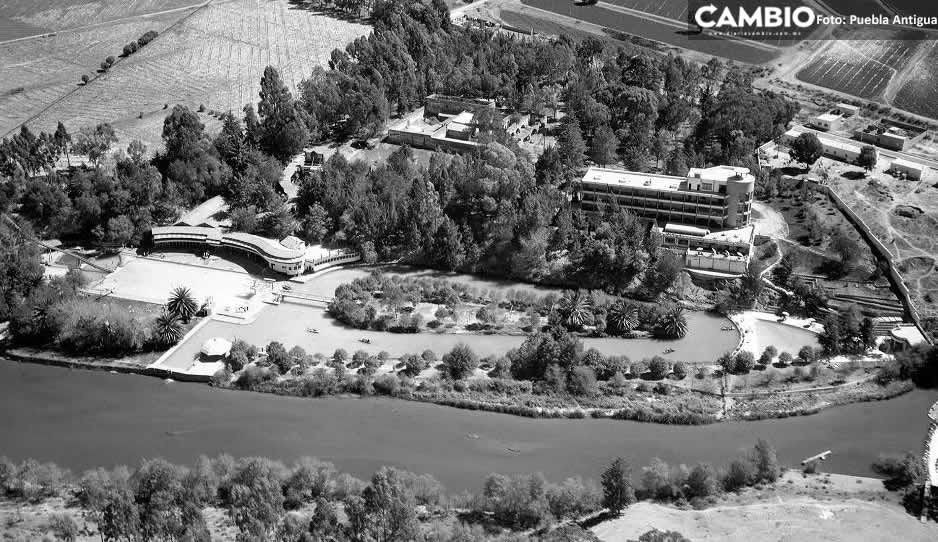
[1,359,935,492]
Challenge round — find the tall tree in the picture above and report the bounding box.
[53,122,71,167]
[590,124,619,167]
[601,457,635,515]
[558,118,587,170]
[161,106,205,163]
[257,66,309,162]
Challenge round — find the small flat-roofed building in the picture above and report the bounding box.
[855,120,927,151]
[889,158,927,181]
[657,223,755,274]
[835,103,860,117]
[809,112,843,132]
[781,127,862,163]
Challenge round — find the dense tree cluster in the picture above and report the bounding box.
[5,445,776,541]
[817,305,875,356]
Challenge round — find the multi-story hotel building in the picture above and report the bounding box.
[577,165,756,274]
[578,165,755,229]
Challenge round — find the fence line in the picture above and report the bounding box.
[816,184,932,344]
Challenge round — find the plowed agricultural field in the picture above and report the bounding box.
[0,10,192,137]
[795,29,923,100]
[894,42,938,120]
[3,0,369,150]
[0,0,199,34]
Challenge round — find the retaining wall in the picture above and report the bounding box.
[818,184,931,344]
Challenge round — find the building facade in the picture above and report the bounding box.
[577,165,755,230]
[577,166,756,275]
[150,226,360,276]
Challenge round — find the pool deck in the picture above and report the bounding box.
[730,310,822,358]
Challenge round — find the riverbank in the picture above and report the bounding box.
[3,466,934,542]
[0,346,916,424]
[1,359,936,489]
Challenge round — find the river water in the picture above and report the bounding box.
[1,359,935,492]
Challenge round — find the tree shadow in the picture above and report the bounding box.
[285,1,370,23]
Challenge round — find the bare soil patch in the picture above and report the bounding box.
[593,471,938,542]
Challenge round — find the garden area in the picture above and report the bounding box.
[327,272,693,340]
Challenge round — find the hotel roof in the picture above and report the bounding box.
[581,167,684,192]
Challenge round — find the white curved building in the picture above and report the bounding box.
[150,226,359,276]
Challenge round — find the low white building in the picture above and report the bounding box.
[781,127,863,163]
[809,112,843,132]
[889,158,927,181]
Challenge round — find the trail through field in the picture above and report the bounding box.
[0,2,207,46]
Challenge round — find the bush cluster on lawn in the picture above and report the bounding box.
[8,272,153,356]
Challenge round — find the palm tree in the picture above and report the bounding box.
[166,287,199,323]
[607,300,639,336]
[557,290,592,330]
[153,312,183,346]
[655,305,688,339]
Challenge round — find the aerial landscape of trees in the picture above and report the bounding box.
[0,439,779,541]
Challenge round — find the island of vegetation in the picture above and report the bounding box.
[1,0,936,427]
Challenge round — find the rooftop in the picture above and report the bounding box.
[890,325,927,346]
[451,111,475,125]
[784,128,861,153]
[687,165,753,183]
[816,113,842,122]
[891,158,925,171]
[703,224,755,245]
[175,195,230,228]
[581,167,685,192]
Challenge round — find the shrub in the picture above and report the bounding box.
[685,463,718,499]
[235,366,273,390]
[671,361,687,380]
[759,345,777,365]
[567,366,598,396]
[751,439,780,483]
[629,361,647,379]
[734,351,755,374]
[798,345,816,363]
[80,74,90,84]
[301,370,338,397]
[210,367,232,387]
[722,459,754,492]
[373,373,401,395]
[49,513,79,542]
[871,452,923,491]
[777,351,793,367]
[647,356,671,380]
[442,343,478,380]
[717,352,735,374]
[266,341,291,374]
